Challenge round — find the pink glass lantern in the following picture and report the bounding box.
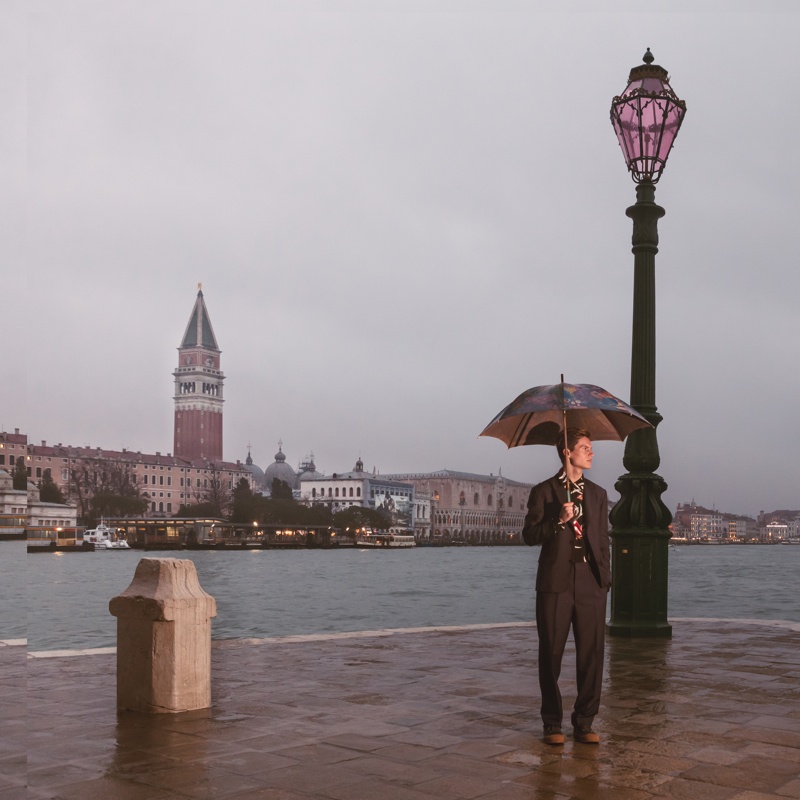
[611,49,686,183]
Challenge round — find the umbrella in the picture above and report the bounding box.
[479,375,652,450]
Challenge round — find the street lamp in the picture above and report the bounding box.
[607,49,686,638]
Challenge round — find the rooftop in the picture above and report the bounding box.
[8,618,800,798]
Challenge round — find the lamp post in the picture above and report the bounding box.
[607,49,686,638]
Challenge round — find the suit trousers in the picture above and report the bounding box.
[535,561,607,729]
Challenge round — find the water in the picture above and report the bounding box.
[4,542,799,651]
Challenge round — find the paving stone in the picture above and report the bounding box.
[3,622,797,799]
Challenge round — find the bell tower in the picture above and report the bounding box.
[173,285,224,462]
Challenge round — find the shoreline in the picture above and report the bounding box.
[13,615,800,658]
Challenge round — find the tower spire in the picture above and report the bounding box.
[173,287,225,462]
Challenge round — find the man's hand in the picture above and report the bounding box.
[559,503,576,524]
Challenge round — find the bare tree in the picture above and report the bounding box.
[201,462,232,518]
[69,457,146,522]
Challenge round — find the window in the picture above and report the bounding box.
[488,494,493,506]
[474,493,479,505]
[167,503,172,512]
[349,487,353,497]
[36,467,42,478]
[357,488,361,497]
[335,488,340,497]
[312,488,316,498]
[159,476,164,485]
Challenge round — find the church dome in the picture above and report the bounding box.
[297,453,324,482]
[264,443,298,491]
[243,449,266,490]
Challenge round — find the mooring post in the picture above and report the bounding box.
[109,558,217,713]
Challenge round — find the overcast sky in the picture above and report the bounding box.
[4,1,798,519]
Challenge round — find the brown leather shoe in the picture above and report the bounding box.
[573,726,600,744]
[543,726,565,745]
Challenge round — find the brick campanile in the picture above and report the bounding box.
[173,286,224,462]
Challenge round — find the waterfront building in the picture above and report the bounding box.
[0,467,28,537]
[0,467,78,536]
[764,521,789,541]
[675,502,726,541]
[173,286,224,463]
[299,458,416,530]
[0,429,27,472]
[9,432,250,519]
[758,508,800,540]
[381,470,533,545]
[726,516,758,541]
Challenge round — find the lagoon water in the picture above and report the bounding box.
[3,541,798,651]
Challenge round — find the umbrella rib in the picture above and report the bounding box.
[510,412,532,448]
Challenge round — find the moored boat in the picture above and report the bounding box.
[356,528,416,548]
[84,522,131,550]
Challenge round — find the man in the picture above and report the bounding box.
[522,427,611,745]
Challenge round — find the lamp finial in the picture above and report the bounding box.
[643,48,654,65]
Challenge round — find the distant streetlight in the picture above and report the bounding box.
[607,49,686,638]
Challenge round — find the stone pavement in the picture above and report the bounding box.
[4,619,800,799]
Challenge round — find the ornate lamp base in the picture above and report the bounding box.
[608,470,672,638]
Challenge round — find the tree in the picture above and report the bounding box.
[271,478,293,500]
[175,501,222,518]
[91,492,147,519]
[11,458,28,490]
[230,478,260,523]
[332,506,390,533]
[69,457,146,524]
[199,463,233,518]
[38,469,66,504]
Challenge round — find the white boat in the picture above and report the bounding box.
[84,522,131,550]
[356,528,416,548]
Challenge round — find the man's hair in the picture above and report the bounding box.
[556,427,591,464]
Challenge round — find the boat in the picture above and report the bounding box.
[356,528,416,548]
[83,522,132,550]
[27,526,93,553]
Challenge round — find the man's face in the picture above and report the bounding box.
[568,437,594,471]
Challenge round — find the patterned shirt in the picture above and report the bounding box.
[558,470,587,563]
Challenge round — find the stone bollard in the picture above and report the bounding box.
[109,558,217,713]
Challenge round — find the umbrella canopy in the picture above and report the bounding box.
[480,380,652,449]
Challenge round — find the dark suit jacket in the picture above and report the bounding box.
[522,473,611,593]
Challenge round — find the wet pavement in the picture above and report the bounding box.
[4,618,800,799]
